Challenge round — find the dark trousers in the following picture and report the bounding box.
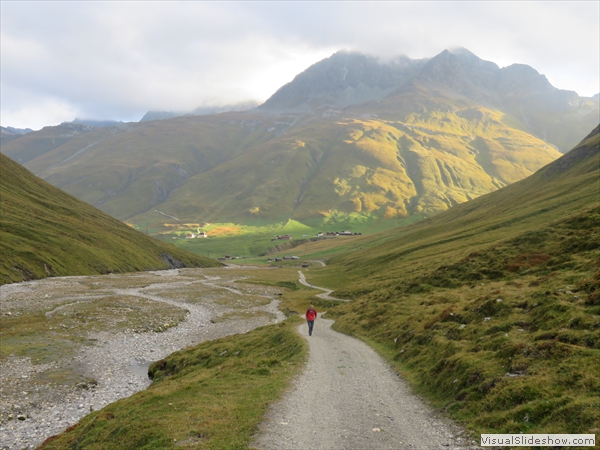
[307,320,314,335]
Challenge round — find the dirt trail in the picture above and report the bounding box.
[298,270,348,302]
[306,260,327,267]
[252,318,479,450]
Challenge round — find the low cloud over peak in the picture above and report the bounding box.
[1,2,598,129]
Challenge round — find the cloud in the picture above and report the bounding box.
[0,87,80,129]
[1,1,598,129]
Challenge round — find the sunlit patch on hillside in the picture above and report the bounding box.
[202,225,243,237]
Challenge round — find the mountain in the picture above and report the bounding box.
[128,109,560,225]
[1,49,596,236]
[1,122,98,165]
[0,122,135,164]
[139,110,182,122]
[0,126,33,146]
[15,113,280,220]
[71,118,126,128]
[0,153,219,285]
[2,126,33,134]
[258,52,428,113]
[260,48,598,153]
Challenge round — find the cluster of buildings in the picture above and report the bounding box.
[319,231,362,237]
[272,234,293,241]
[185,231,207,239]
[272,231,363,241]
[267,256,300,262]
[217,254,244,262]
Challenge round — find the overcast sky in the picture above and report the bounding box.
[1,1,599,130]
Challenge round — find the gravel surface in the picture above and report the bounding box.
[0,268,284,450]
[252,318,481,450]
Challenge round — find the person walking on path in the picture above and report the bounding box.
[306,305,317,336]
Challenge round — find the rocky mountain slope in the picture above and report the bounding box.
[140,100,260,122]
[2,49,597,232]
[260,48,598,153]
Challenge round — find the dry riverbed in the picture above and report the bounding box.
[0,268,285,450]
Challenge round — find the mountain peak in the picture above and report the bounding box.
[448,47,480,60]
[258,48,575,116]
[413,49,500,104]
[497,63,554,94]
[258,51,427,113]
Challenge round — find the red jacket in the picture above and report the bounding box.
[306,308,317,321]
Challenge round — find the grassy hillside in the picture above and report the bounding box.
[128,104,560,229]
[0,154,220,285]
[18,112,285,220]
[0,123,96,164]
[312,126,598,293]
[305,125,600,436]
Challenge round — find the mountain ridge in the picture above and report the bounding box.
[1,49,597,236]
[258,48,597,153]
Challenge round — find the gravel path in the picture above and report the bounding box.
[0,269,285,450]
[306,260,327,267]
[298,271,348,302]
[252,318,480,450]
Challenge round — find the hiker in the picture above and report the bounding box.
[306,305,317,336]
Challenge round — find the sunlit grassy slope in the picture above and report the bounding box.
[0,154,220,285]
[304,125,600,436]
[312,125,598,293]
[127,105,560,230]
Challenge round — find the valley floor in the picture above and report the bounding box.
[1,265,487,449]
[0,269,284,450]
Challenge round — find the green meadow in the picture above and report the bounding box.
[142,214,426,259]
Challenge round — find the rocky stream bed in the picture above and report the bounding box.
[0,268,285,450]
